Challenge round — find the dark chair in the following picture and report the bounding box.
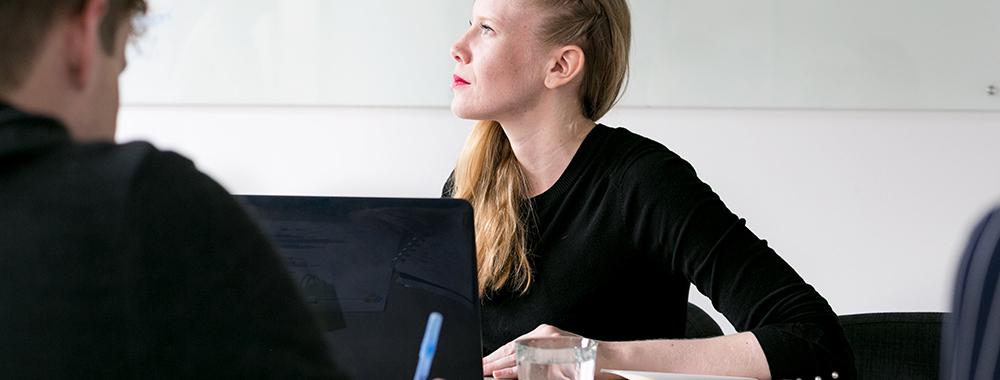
[942,206,1000,380]
[685,302,724,339]
[839,312,946,380]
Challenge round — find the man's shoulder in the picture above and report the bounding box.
[61,141,211,191]
[2,139,187,198]
[47,141,207,199]
[20,139,228,222]
[70,140,186,174]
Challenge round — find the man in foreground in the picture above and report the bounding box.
[0,0,342,377]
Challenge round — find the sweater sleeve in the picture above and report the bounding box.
[123,151,345,379]
[618,147,856,380]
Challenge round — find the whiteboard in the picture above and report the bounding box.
[121,0,1000,111]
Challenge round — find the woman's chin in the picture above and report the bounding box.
[450,102,482,120]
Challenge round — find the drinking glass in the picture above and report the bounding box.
[516,336,597,380]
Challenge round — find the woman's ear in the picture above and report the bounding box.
[544,45,585,90]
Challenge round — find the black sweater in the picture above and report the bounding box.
[0,104,342,378]
[445,124,856,379]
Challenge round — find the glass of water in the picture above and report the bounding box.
[516,336,598,380]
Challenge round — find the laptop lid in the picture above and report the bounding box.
[238,195,482,379]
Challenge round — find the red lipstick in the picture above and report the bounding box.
[452,74,471,88]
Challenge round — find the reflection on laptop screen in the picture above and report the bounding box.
[238,196,482,379]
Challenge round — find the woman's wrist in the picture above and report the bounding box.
[595,339,686,379]
[596,340,629,379]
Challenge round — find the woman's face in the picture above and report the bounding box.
[450,0,550,121]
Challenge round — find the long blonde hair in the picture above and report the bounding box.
[453,0,632,297]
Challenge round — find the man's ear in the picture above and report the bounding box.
[544,45,585,90]
[65,0,108,90]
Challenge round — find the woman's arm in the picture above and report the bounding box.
[482,325,769,380]
[600,333,770,380]
[620,144,855,378]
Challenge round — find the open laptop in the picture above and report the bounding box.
[237,195,482,379]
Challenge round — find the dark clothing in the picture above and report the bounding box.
[0,104,342,378]
[942,206,1000,380]
[444,124,856,379]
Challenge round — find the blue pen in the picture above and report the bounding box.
[413,312,444,380]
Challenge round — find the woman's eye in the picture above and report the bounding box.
[480,24,494,34]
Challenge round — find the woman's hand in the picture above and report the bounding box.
[482,324,583,378]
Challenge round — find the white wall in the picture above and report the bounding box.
[117,105,1000,333]
[126,0,1000,110]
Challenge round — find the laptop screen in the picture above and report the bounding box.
[238,195,482,379]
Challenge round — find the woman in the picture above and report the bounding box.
[444,0,855,379]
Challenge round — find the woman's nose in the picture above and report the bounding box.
[451,40,470,64]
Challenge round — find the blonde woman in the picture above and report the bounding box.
[443,0,855,379]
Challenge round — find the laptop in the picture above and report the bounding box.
[237,195,482,379]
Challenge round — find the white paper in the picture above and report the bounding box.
[602,369,757,380]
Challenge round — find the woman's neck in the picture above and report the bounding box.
[498,102,595,198]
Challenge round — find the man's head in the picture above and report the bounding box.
[0,0,147,141]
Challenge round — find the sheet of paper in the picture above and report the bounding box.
[602,369,756,380]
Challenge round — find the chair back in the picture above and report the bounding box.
[839,312,945,380]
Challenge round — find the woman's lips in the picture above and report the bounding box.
[452,74,471,88]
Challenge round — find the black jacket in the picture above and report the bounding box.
[0,103,342,379]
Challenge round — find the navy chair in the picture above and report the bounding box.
[839,312,945,380]
[941,206,1000,380]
